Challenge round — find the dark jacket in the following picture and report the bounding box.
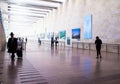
[95,39,102,49]
[7,38,17,53]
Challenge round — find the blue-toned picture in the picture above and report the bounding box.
[84,15,92,39]
[59,30,66,39]
[0,11,2,22]
[72,28,80,39]
[67,37,70,45]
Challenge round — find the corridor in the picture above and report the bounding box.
[0,41,120,84]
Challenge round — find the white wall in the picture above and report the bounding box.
[34,0,120,46]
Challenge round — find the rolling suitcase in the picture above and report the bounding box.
[16,49,22,58]
[16,45,23,58]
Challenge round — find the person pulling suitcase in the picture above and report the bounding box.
[16,38,23,58]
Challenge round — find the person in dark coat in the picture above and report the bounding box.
[51,37,54,47]
[7,32,17,60]
[95,36,102,58]
[55,37,58,47]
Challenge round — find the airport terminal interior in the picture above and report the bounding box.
[0,0,120,84]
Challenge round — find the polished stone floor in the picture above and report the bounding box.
[0,41,120,84]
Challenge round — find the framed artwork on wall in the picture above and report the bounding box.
[72,28,80,39]
[59,30,66,39]
[84,15,92,39]
[67,37,70,45]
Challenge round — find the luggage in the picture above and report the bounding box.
[17,40,23,58]
[16,49,23,58]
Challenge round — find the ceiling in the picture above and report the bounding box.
[2,0,66,24]
[0,0,67,36]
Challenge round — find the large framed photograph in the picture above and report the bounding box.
[72,28,80,39]
[84,15,92,39]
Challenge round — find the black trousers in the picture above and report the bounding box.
[11,52,15,60]
[96,46,101,57]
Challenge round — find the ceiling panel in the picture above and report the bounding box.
[1,0,67,36]
[6,0,65,23]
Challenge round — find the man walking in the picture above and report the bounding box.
[95,36,102,59]
[7,32,17,60]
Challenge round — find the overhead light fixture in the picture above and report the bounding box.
[8,11,46,17]
[8,8,48,14]
[9,0,61,7]
[8,4,51,12]
[53,0,67,2]
[9,15,41,20]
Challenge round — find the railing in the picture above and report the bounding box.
[40,40,65,47]
[72,42,120,54]
[58,41,65,47]
[39,40,120,54]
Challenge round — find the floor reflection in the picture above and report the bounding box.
[95,59,102,76]
[3,41,120,84]
[51,47,54,56]
[7,58,23,84]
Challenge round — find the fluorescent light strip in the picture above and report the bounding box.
[9,11,46,17]
[9,15,45,19]
[9,15,43,20]
[8,4,51,12]
[53,0,67,2]
[8,8,48,14]
[9,22,33,26]
[40,0,63,4]
[9,19,36,23]
[8,9,47,15]
[9,15,40,20]
[9,15,43,25]
[9,0,61,7]
[9,23,35,26]
[9,18,38,23]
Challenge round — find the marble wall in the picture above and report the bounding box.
[41,0,120,45]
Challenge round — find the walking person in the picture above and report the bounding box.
[24,37,27,50]
[51,37,54,47]
[25,37,27,44]
[95,36,102,59]
[7,32,17,60]
[55,37,58,47]
[16,38,23,58]
[38,38,41,45]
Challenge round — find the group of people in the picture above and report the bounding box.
[7,32,27,60]
[51,37,58,47]
[7,32,102,60]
